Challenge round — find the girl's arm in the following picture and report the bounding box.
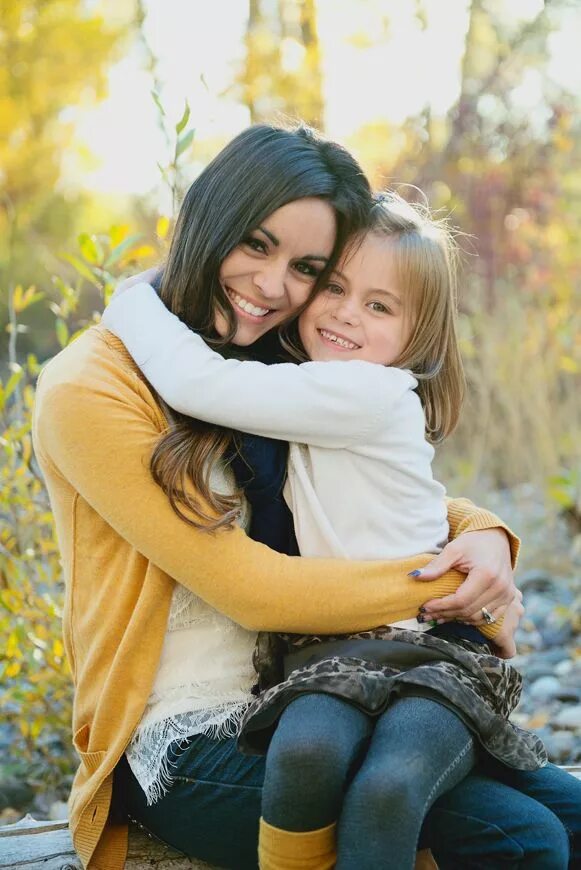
[33,341,460,634]
[33,330,514,637]
[101,282,414,448]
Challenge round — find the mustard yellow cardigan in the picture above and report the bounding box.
[32,327,519,870]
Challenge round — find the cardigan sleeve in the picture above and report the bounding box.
[446,497,520,569]
[34,357,510,635]
[100,283,414,448]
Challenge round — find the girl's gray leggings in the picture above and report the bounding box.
[262,693,476,870]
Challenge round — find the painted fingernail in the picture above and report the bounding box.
[418,606,426,613]
[417,614,425,623]
[408,569,422,577]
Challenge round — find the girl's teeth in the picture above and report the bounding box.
[230,291,270,317]
[320,329,357,350]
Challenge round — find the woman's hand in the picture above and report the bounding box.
[414,528,517,625]
[110,268,159,303]
[488,589,524,659]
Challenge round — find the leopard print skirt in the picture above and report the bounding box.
[237,626,547,771]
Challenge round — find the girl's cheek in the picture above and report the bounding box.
[289,283,315,310]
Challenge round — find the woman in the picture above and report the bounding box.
[32,124,579,869]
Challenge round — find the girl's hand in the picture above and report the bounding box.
[110,268,159,303]
[414,529,517,625]
[489,589,524,659]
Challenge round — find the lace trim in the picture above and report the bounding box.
[126,700,252,805]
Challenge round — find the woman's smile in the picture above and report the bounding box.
[225,288,273,320]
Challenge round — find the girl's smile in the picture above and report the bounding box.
[215,198,337,346]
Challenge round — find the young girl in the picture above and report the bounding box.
[102,192,544,869]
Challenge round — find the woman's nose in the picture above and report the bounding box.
[252,261,287,300]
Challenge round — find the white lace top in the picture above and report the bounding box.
[126,466,257,804]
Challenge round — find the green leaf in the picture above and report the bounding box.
[175,101,190,135]
[104,234,142,268]
[60,253,99,286]
[78,233,103,265]
[176,128,195,158]
[55,319,69,349]
[4,368,23,401]
[151,89,165,117]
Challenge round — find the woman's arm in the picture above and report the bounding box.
[101,282,413,448]
[33,332,512,636]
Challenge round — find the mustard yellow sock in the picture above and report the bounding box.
[258,817,336,870]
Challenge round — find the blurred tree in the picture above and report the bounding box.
[240,0,324,127]
[0,0,126,328]
[347,0,580,489]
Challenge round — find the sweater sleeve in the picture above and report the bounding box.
[446,497,521,570]
[33,364,475,635]
[100,283,414,448]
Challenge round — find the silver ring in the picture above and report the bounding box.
[481,606,496,625]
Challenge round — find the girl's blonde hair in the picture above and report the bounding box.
[366,191,465,442]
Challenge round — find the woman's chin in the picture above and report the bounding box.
[215,312,276,347]
[231,321,273,346]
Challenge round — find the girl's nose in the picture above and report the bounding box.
[333,299,359,326]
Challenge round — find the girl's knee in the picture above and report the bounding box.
[267,730,350,787]
[347,767,420,819]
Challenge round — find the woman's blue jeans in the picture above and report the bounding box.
[117,710,580,869]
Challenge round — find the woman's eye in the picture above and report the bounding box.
[243,237,267,253]
[294,261,320,278]
[325,283,344,295]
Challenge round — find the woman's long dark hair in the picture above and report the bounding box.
[150,123,372,530]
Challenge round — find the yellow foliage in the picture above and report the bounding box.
[156,216,171,240]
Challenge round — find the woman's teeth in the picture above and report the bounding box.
[319,329,359,350]
[228,290,270,317]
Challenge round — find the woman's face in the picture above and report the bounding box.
[215,198,336,346]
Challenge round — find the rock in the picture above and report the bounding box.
[525,663,559,682]
[0,807,21,825]
[515,626,544,651]
[544,730,576,762]
[519,571,556,592]
[554,687,581,704]
[540,649,574,664]
[554,705,581,731]
[48,801,69,821]
[554,659,574,676]
[540,620,573,647]
[0,779,34,813]
[525,596,554,625]
[530,676,562,702]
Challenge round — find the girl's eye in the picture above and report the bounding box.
[325,283,344,295]
[294,261,321,278]
[369,301,390,314]
[242,236,267,254]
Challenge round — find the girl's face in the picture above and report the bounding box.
[298,232,409,365]
[215,198,336,346]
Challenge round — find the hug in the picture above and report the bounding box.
[33,123,580,869]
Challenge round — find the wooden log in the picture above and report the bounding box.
[0,815,209,869]
[2,769,580,869]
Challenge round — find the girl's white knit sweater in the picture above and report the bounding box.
[102,284,449,564]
